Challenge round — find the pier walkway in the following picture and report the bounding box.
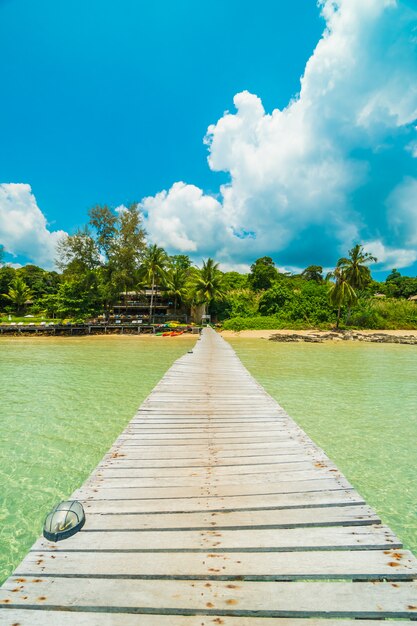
[1,327,417,624]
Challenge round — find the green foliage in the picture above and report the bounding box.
[257,281,334,325]
[337,244,377,290]
[2,229,417,330]
[248,256,278,291]
[140,244,169,320]
[0,266,16,309]
[2,277,33,313]
[88,205,117,260]
[169,255,192,271]
[109,204,147,290]
[222,316,284,331]
[55,275,101,319]
[56,228,100,276]
[191,258,226,308]
[383,269,417,299]
[214,289,259,321]
[222,272,248,291]
[301,265,324,283]
[259,284,294,314]
[164,263,189,311]
[17,265,60,298]
[328,267,358,328]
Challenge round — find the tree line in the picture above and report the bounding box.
[1,206,417,328]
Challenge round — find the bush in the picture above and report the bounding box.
[257,281,334,325]
[222,316,284,331]
[371,298,417,329]
[214,289,259,321]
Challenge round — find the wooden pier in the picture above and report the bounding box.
[1,327,417,624]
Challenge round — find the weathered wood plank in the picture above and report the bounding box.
[57,504,381,531]
[95,460,326,477]
[31,524,399,552]
[75,478,353,501]
[15,548,416,580]
[3,611,415,625]
[2,578,417,618]
[85,469,343,489]
[82,488,365,514]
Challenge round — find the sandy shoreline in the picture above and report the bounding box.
[220,328,417,340]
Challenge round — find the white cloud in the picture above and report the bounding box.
[0,183,66,269]
[218,261,251,274]
[364,239,417,270]
[143,0,417,272]
[386,177,417,247]
[142,182,225,255]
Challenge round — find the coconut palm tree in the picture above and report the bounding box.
[337,244,377,290]
[328,267,357,329]
[140,245,168,322]
[3,277,33,314]
[164,265,189,313]
[191,258,225,320]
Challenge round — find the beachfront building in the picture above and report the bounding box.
[111,288,188,323]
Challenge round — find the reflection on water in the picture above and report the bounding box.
[228,338,417,556]
[0,335,195,583]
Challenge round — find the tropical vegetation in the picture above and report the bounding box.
[1,205,417,329]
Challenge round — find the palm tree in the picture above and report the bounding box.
[191,258,226,320]
[337,244,377,290]
[164,265,189,314]
[328,267,357,329]
[3,277,33,314]
[140,245,168,322]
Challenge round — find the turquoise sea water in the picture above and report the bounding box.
[0,335,195,584]
[228,338,417,556]
[0,336,416,585]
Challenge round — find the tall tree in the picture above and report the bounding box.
[110,204,147,294]
[191,258,226,317]
[0,266,16,309]
[301,265,324,283]
[17,265,60,298]
[88,205,117,260]
[2,277,33,314]
[140,245,168,322]
[56,228,100,276]
[337,244,377,290]
[169,254,192,271]
[248,256,278,291]
[164,264,189,313]
[327,267,357,328]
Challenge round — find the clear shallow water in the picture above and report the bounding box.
[228,338,417,556]
[0,336,195,584]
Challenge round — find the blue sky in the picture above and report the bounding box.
[1,0,417,278]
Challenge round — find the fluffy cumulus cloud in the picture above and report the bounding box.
[142,182,224,255]
[144,0,417,271]
[0,183,66,269]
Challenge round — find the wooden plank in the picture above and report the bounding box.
[101,454,323,468]
[75,478,353,501]
[15,548,416,580]
[82,488,365,514]
[3,612,416,626]
[85,469,343,488]
[95,460,326,477]
[60,504,381,531]
[2,578,417,618]
[31,524,399,552]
